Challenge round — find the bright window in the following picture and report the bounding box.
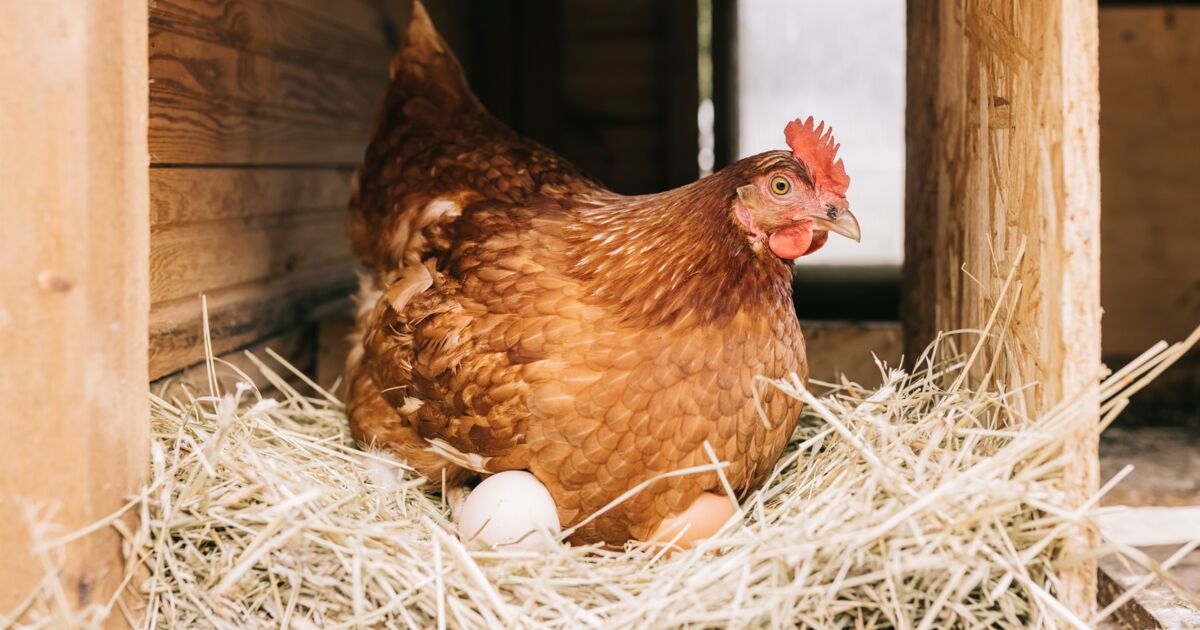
[738,0,905,267]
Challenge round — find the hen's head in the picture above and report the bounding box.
[730,117,860,260]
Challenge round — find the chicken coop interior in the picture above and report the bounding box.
[2,0,1198,626]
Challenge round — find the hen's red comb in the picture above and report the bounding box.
[785,117,850,196]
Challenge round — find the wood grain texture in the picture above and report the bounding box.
[149,85,376,165]
[150,28,383,119]
[1099,546,1200,629]
[452,0,699,196]
[285,0,411,48]
[148,167,358,377]
[905,0,1102,616]
[149,0,399,165]
[150,210,350,303]
[0,0,149,619]
[150,167,354,226]
[147,0,411,380]
[153,326,318,401]
[1097,568,1164,630]
[149,266,354,380]
[150,0,394,74]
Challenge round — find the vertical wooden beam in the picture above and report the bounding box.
[904,0,1101,617]
[0,0,149,621]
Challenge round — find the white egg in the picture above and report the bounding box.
[454,470,561,550]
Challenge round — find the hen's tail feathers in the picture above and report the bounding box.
[385,1,483,117]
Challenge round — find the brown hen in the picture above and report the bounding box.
[345,2,861,546]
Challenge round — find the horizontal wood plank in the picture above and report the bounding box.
[149,167,358,378]
[150,0,394,75]
[150,28,387,120]
[281,0,409,46]
[1097,567,1163,630]
[1099,545,1200,629]
[150,265,354,379]
[151,209,351,303]
[152,325,318,400]
[149,0,401,165]
[149,84,374,164]
[145,0,408,383]
[151,167,353,227]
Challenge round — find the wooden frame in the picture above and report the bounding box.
[905,0,1102,615]
[0,0,1108,622]
[0,0,150,617]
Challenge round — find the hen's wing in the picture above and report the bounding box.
[347,199,586,483]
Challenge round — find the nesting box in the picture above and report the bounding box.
[0,0,1106,619]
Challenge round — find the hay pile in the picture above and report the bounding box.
[15,322,1200,628]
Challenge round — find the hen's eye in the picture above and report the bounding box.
[769,175,791,196]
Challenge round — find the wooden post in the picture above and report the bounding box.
[905,0,1101,617]
[0,0,149,622]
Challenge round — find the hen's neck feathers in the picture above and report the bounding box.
[566,170,794,328]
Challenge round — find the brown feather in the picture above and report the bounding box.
[345,1,809,545]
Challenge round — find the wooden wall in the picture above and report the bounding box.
[147,0,410,381]
[1099,6,1200,361]
[905,0,1102,615]
[426,0,699,195]
[557,0,699,192]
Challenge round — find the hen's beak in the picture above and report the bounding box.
[804,207,861,242]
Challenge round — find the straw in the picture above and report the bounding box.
[11,318,1199,628]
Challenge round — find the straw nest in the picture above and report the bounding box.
[15,316,1200,628]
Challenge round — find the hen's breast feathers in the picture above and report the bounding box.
[356,193,807,542]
